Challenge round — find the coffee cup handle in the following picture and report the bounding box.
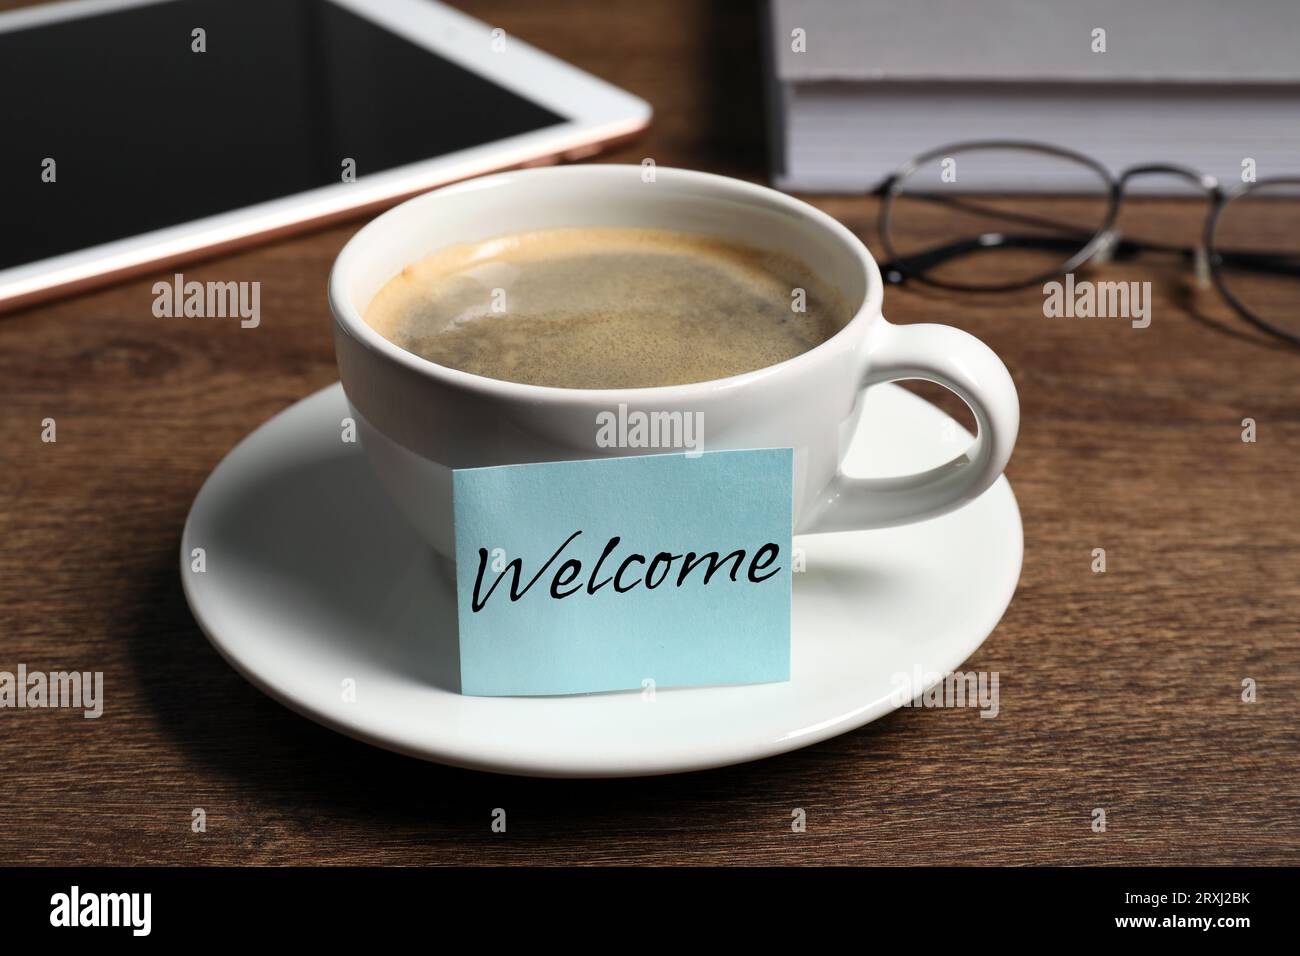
[802,320,1020,533]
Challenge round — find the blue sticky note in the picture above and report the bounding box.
[452,449,792,697]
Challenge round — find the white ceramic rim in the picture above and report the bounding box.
[328,165,886,407]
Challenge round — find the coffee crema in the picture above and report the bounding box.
[362,227,849,389]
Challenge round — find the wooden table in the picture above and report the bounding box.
[2,0,1296,866]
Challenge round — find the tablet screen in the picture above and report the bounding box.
[0,0,567,270]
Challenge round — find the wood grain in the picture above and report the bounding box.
[1,0,1296,866]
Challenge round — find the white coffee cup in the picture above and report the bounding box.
[329,165,1019,558]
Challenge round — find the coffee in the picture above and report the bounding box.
[362,227,848,388]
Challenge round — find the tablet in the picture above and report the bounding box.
[0,0,651,311]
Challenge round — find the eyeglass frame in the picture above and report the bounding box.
[874,139,1300,346]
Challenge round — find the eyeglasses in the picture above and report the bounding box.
[875,140,1300,346]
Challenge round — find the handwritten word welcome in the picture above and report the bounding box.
[471,531,782,613]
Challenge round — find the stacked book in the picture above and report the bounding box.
[763,0,1300,192]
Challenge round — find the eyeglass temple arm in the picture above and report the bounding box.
[1210,248,1300,278]
[881,233,1101,281]
[882,233,1300,284]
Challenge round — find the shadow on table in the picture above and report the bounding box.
[1171,281,1294,351]
[129,530,909,844]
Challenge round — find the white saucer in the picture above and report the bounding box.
[181,382,1022,777]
